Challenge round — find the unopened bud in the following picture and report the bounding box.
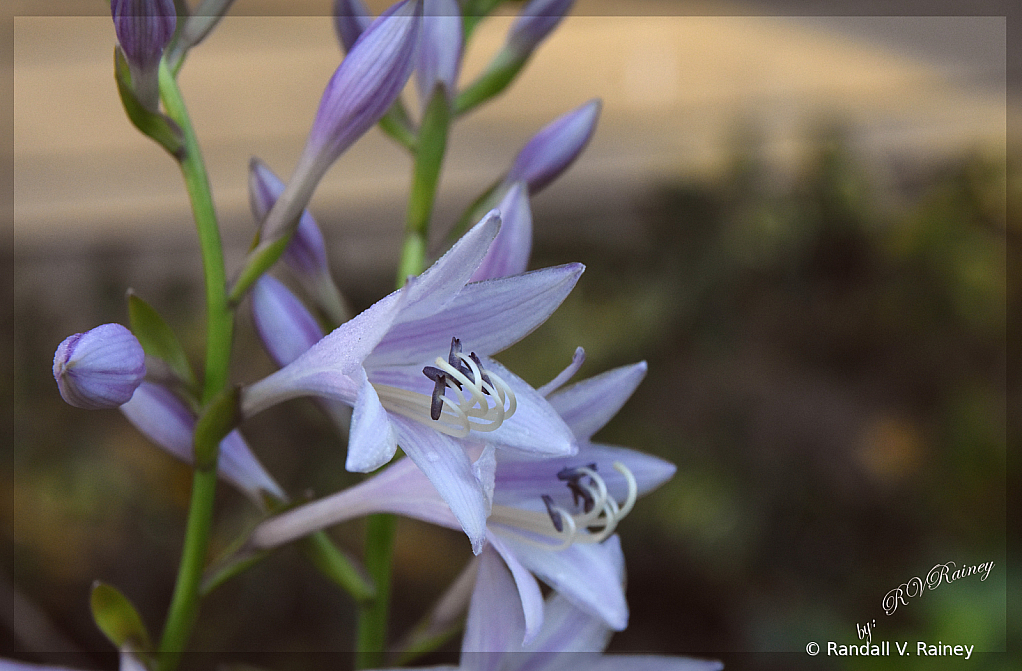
[53,323,146,409]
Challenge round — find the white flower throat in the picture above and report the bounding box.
[489,461,638,550]
[374,337,517,437]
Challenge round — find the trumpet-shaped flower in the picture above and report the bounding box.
[53,323,146,409]
[242,214,582,553]
[374,545,722,671]
[250,358,674,641]
[121,381,286,507]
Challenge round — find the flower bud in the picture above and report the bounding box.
[53,323,146,409]
[111,0,177,110]
[333,0,373,53]
[249,158,350,323]
[259,0,422,246]
[506,98,600,193]
[471,181,532,282]
[416,0,462,110]
[307,0,422,168]
[120,382,286,505]
[251,275,325,368]
[249,158,330,278]
[505,0,575,62]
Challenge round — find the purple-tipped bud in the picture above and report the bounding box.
[307,0,422,168]
[121,382,286,504]
[416,0,462,109]
[53,323,146,409]
[111,0,177,109]
[251,276,325,368]
[506,98,600,194]
[249,158,330,278]
[333,0,373,53]
[261,0,422,246]
[506,0,575,61]
[471,182,532,282]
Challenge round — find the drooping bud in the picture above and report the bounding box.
[53,323,146,409]
[120,382,286,505]
[506,98,600,193]
[416,0,462,110]
[259,0,422,247]
[505,0,575,62]
[110,0,177,110]
[333,0,373,53]
[249,157,349,323]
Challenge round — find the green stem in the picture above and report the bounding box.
[358,91,451,668]
[158,60,233,405]
[355,513,397,670]
[157,465,218,671]
[153,59,234,671]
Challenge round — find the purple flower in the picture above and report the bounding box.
[120,382,286,506]
[250,275,353,435]
[250,359,676,639]
[333,0,373,53]
[416,0,463,109]
[507,98,601,194]
[111,0,177,109]
[471,181,531,282]
[53,323,146,409]
[259,1,422,246]
[505,0,575,63]
[242,214,583,552]
[411,545,724,670]
[249,158,348,323]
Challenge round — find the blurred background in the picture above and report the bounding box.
[4,1,1014,670]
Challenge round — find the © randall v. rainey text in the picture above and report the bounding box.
[827,641,974,659]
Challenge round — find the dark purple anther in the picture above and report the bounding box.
[542,494,563,532]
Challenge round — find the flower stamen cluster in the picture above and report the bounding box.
[491,461,637,551]
[374,337,517,438]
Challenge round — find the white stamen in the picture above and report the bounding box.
[488,461,638,550]
[374,352,516,437]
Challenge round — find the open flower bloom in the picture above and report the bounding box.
[372,545,722,671]
[251,358,675,640]
[242,214,582,553]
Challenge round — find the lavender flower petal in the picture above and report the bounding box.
[547,361,647,440]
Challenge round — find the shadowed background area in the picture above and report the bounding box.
[4,1,1013,670]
